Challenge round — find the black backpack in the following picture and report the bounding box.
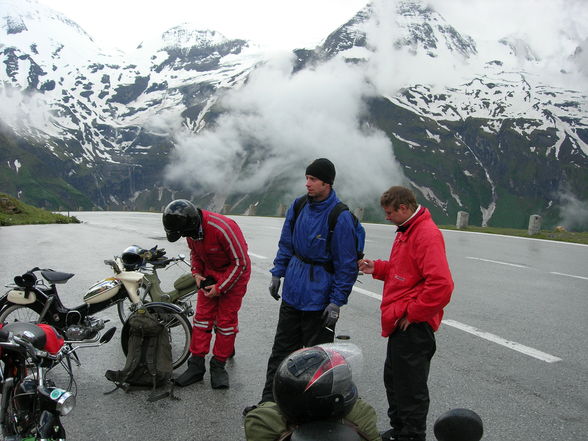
[290,195,365,274]
[105,309,175,401]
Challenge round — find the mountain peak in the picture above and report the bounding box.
[160,26,229,50]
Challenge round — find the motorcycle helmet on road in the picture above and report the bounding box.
[273,346,358,424]
[162,199,201,242]
[121,245,146,270]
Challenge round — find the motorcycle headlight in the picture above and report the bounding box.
[49,388,76,416]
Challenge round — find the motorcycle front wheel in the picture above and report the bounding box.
[120,303,191,369]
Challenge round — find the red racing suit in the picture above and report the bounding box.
[186,210,251,362]
[371,207,453,337]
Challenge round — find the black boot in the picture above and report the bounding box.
[174,356,205,387]
[210,357,229,389]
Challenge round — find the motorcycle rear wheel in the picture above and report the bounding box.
[120,303,191,369]
[0,304,41,324]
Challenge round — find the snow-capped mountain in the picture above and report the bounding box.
[1,0,587,229]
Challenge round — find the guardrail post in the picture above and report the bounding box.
[277,204,287,217]
[456,211,469,229]
[353,207,364,221]
[528,214,542,235]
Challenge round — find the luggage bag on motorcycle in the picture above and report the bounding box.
[105,309,175,401]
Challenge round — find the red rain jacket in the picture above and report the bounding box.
[187,210,251,294]
[372,207,453,337]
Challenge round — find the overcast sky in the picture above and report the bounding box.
[35,0,588,59]
[37,0,369,51]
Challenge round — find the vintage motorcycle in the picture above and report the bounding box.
[0,322,116,440]
[111,245,197,324]
[0,262,192,369]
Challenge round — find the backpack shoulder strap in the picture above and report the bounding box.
[326,202,353,252]
[290,195,309,234]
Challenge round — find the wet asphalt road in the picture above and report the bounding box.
[0,212,587,441]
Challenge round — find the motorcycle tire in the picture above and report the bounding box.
[120,303,191,369]
[0,303,41,324]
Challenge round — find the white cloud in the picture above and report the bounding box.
[164,53,404,208]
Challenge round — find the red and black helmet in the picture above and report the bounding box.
[273,346,358,423]
[162,199,201,242]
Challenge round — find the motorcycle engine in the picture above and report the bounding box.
[64,317,105,341]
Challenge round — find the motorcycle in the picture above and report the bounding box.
[110,245,197,324]
[0,263,192,369]
[0,322,116,440]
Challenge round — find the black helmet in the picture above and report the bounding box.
[162,199,201,242]
[434,408,483,441]
[121,245,146,270]
[273,346,358,424]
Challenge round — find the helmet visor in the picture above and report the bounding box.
[165,230,182,242]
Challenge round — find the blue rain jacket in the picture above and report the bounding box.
[270,190,359,311]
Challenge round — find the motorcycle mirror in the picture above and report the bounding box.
[100,327,117,344]
[179,254,186,260]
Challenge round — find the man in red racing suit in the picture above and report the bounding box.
[360,186,453,441]
[163,199,251,389]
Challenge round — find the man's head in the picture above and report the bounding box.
[305,158,335,201]
[273,346,358,424]
[162,199,201,242]
[380,186,418,226]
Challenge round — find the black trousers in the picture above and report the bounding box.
[260,301,334,402]
[384,322,436,441]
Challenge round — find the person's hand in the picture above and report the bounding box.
[203,284,219,298]
[398,316,412,331]
[358,259,374,274]
[193,274,206,289]
[269,276,281,301]
[322,303,340,329]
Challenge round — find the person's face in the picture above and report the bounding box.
[305,175,330,201]
[383,204,413,226]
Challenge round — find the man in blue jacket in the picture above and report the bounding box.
[246,158,360,410]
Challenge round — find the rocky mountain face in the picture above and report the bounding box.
[1,0,587,229]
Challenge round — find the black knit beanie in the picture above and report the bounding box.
[305,158,336,185]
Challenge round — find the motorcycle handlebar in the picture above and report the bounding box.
[1,327,117,362]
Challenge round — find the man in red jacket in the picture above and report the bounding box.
[360,186,453,441]
[163,199,251,389]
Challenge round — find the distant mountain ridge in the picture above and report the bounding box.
[1,0,587,230]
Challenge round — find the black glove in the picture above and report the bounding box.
[269,276,281,301]
[322,303,340,329]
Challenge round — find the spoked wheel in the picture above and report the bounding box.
[0,304,41,324]
[120,303,192,369]
[116,297,133,324]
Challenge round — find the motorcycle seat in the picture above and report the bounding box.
[41,269,75,284]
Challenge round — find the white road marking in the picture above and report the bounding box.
[248,252,268,259]
[351,285,562,363]
[466,256,527,268]
[442,319,562,363]
[550,272,588,281]
[352,286,382,300]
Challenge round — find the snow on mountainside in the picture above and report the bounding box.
[1,0,587,229]
[322,1,587,133]
[1,0,264,157]
[302,0,588,227]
